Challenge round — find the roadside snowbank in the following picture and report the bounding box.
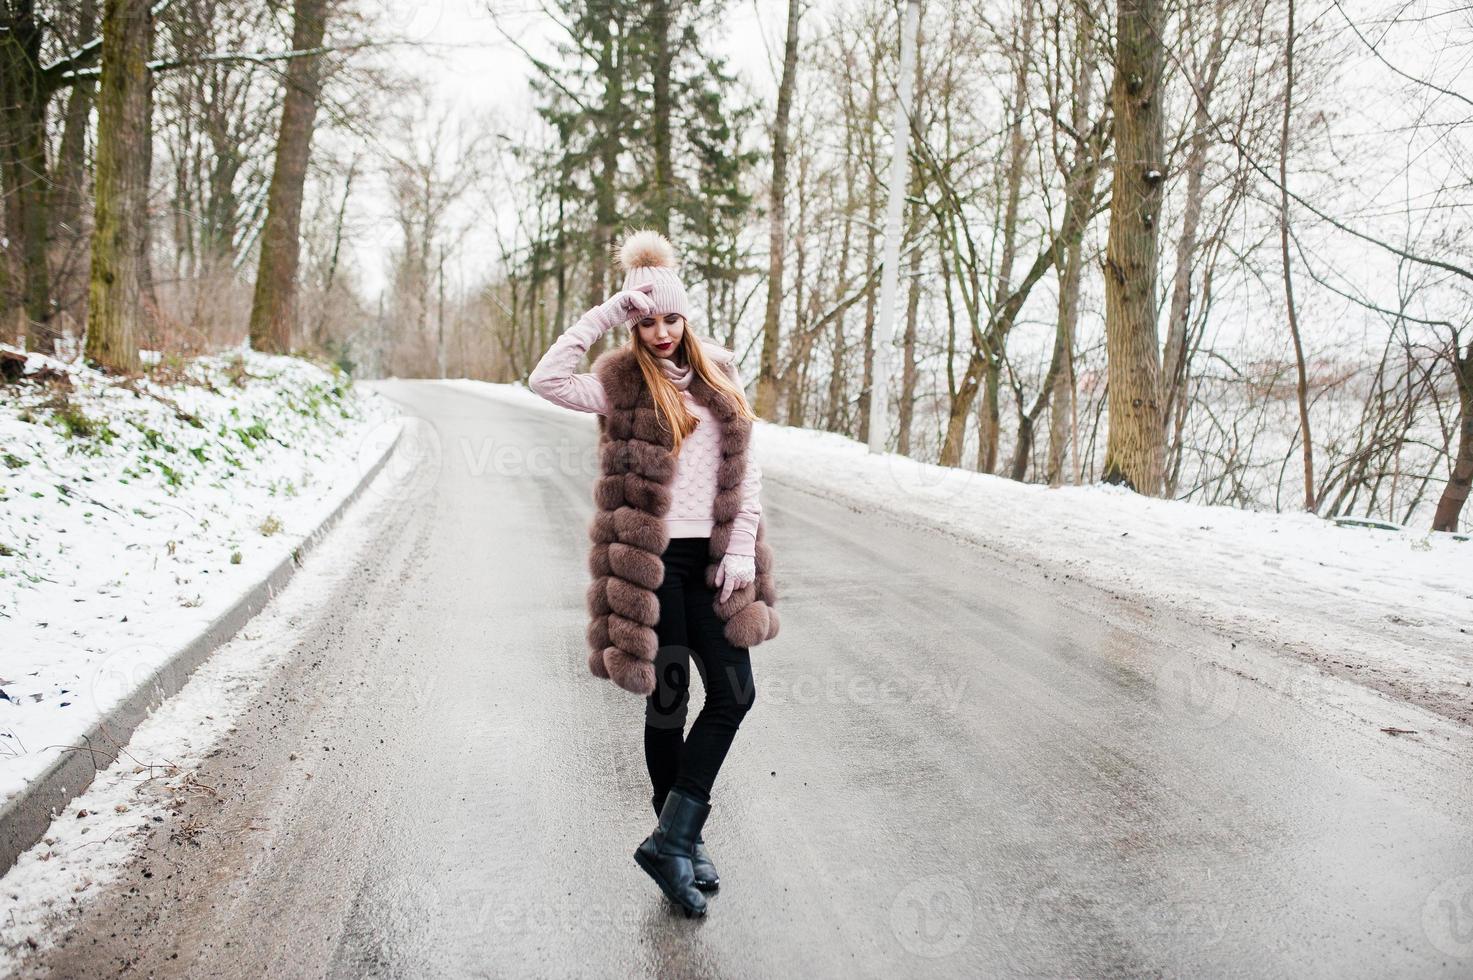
[0,345,401,807]
[456,378,1473,725]
[0,445,395,971]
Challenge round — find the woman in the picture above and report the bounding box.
[528,229,781,919]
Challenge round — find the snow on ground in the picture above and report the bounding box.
[0,344,401,809]
[0,369,1463,965]
[453,377,1473,726]
[0,451,395,971]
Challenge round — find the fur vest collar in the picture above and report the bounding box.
[583,344,780,696]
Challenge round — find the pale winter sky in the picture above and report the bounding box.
[348,0,794,300]
[342,1,1471,369]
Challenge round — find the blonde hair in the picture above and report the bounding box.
[628,323,757,455]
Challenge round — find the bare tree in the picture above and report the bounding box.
[755,0,801,419]
[1277,0,1314,510]
[1160,0,1238,496]
[382,99,484,377]
[1046,0,1104,487]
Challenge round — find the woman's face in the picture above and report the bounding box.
[636,312,686,359]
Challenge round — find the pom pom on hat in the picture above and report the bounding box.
[616,229,692,321]
[618,229,678,271]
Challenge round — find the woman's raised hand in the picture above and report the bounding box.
[593,282,656,330]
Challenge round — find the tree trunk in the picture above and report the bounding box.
[937,207,1075,474]
[586,9,622,343]
[929,200,988,468]
[1161,0,1227,493]
[1432,337,1472,533]
[1047,223,1085,486]
[825,74,857,434]
[899,216,921,456]
[977,2,1035,473]
[248,0,329,354]
[783,147,809,425]
[976,360,1000,472]
[939,233,957,428]
[755,0,800,419]
[1044,275,1081,485]
[553,151,568,336]
[649,0,673,232]
[1048,3,1100,487]
[0,1,53,349]
[941,352,985,465]
[1101,0,1166,494]
[1278,0,1316,511]
[312,156,356,347]
[1016,153,1102,482]
[84,0,153,373]
[995,3,1033,302]
[52,0,98,335]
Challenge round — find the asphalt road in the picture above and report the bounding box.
[18,380,1473,978]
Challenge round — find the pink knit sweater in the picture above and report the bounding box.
[528,313,762,557]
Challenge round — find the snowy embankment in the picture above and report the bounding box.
[0,345,401,809]
[456,378,1473,727]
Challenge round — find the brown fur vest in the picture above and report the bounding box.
[583,344,780,696]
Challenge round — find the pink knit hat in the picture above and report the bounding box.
[617,229,693,322]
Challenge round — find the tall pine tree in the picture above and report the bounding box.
[516,0,757,338]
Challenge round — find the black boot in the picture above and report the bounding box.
[653,793,719,892]
[635,788,710,917]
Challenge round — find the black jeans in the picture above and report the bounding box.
[644,536,758,808]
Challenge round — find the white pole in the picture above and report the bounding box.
[867,0,920,455]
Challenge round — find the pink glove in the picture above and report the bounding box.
[714,552,756,603]
[590,282,656,331]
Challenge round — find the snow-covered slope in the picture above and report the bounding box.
[0,345,401,807]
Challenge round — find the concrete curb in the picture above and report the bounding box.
[0,419,405,875]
